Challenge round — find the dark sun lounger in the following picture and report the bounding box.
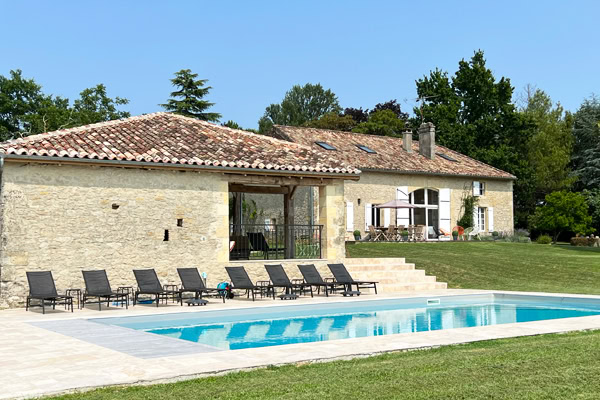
[177,268,225,304]
[298,264,345,296]
[133,269,180,307]
[82,270,129,310]
[225,266,268,301]
[327,263,378,295]
[26,271,73,314]
[265,264,312,299]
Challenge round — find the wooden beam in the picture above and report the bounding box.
[284,191,295,259]
[226,174,334,187]
[229,184,289,194]
[288,185,298,199]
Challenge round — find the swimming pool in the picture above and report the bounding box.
[95,294,600,350]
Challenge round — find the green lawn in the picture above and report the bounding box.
[348,241,600,294]
[47,242,600,400]
[52,331,600,400]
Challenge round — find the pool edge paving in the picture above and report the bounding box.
[3,289,600,399]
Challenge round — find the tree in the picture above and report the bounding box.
[305,112,356,131]
[522,88,574,197]
[413,50,536,228]
[572,96,600,190]
[583,189,600,233]
[530,191,594,242]
[221,120,258,133]
[371,99,408,121]
[343,107,369,124]
[161,69,221,122]
[0,69,129,140]
[352,109,405,137]
[257,83,340,133]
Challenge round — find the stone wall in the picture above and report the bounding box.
[242,186,313,225]
[341,171,514,238]
[0,162,347,308]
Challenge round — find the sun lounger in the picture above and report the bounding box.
[26,271,73,314]
[327,263,378,295]
[177,268,225,304]
[265,264,311,299]
[133,269,180,307]
[82,270,129,310]
[225,266,268,301]
[297,264,345,296]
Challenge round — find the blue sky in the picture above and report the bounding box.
[1,0,598,129]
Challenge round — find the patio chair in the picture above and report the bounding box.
[453,225,465,240]
[438,228,452,240]
[467,226,481,240]
[25,271,73,314]
[414,225,426,241]
[327,263,378,295]
[247,232,285,259]
[265,264,312,299]
[230,235,252,260]
[82,270,129,311]
[384,224,398,241]
[225,266,269,301]
[177,268,225,304]
[298,264,345,296]
[368,225,383,241]
[133,269,180,307]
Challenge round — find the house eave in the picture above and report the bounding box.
[361,167,516,181]
[0,154,361,180]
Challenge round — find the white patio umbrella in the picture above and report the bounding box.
[373,199,415,230]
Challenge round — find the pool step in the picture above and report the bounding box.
[343,258,446,293]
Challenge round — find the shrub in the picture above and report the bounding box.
[492,231,499,237]
[536,235,552,244]
[570,237,595,247]
[353,230,361,237]
[530,191,594,242]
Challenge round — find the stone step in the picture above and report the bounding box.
[344,258,406,265]
[346,264,415,272]
[351,270,427,282]
[373,281,447,293]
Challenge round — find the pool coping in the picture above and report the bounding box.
[3,289,600,399]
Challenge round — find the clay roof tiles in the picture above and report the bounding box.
[270,125,515,180]
[0,113,359,175]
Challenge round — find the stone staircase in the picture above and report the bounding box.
[344,258,447,293]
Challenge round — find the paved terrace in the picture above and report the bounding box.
[3,289,600,399]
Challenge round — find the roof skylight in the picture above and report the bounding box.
[356,144,377,154]
[315,141,337,150]
[436,152,458,162]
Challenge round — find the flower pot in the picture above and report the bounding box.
[453,236,458,241]
[354,235,361,241]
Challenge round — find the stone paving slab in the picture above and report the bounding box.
[2,289,600,399]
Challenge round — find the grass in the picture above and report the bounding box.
[46,242,600,399]
[348,241,600,294]
[51,330,600,400]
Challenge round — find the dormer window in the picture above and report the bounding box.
[356,145,376,154]
[315,141,336,150]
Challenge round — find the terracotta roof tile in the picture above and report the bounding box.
[270,125,515,179]
[0,113,359,175]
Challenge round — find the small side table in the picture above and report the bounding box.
[256,280,272,298]
[163,284,180,303]
[66,288,82,310]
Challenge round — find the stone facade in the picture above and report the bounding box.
[0,162,346,308]
[341,171,513,238]
[242,186,313,225]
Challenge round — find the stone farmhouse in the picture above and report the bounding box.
[0,113,360,308]
[269,123,515,240]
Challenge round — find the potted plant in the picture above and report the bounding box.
[353,230,361,241]
[492,231,499,240]
[401,230,409,241]
[452,230,459,241]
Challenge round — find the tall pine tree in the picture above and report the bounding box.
[161,69,221,122]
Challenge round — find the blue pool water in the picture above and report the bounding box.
[96,294,600,350]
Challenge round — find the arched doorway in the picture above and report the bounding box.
[408,188,439,240]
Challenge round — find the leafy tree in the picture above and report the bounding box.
[343,107,369,123]
[161,69,221,122]
[522,88,574,197]
[258,83,340,133]
[413,50,536,227]
[353,109,405,137]
[530,191,594,242]
[572,96,600,190]
[371,99,408,121]
[583,189,600,233]
[221,120,258,133]
[305,112,356,131]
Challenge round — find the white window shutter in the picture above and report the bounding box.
[473,181,480,196]
[383,208,391,227]
[365,203,372,231]
[439,188,451,234]
[488,207,494,232]
[396,186,410,226]
[346,202,354,232]
[473,206,478,229]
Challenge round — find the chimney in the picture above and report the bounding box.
[402,130,413,153]
[418,122,436,160]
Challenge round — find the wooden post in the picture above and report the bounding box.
[232,192,242,235]
[284,186,296,259]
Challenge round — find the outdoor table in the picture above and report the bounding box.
[66,288,82,310]
[163,284,180,303]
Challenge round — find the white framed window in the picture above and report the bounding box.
[473,181,485,196]
[477,207,486,231]
[371,205,382,227]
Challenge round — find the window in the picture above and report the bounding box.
[315,141,336,150]
[473,181,485,196]
[356,144,376,154]
[371,205,381,227]
[436,152,458,162]
[477,207,486,231]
